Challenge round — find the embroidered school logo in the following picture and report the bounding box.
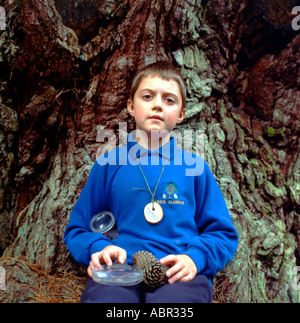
[161,182,184,205]
[163,183,178,199]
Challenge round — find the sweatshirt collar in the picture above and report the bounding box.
[127,131,176,161]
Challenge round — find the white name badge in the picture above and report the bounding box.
[144,203,163,224]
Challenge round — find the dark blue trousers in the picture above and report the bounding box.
[80,275,213,303]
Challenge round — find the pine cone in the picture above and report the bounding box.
[143,262,168,289]
[132,251,158,270]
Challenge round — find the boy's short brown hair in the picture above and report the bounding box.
[130,61,187,109]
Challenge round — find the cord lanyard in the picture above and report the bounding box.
[133,159,168,224]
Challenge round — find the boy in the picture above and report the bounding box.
[64,61,238,303]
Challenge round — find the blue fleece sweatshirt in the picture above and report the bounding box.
[64,132,238,285]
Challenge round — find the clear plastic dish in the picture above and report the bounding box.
[92,264,144,286]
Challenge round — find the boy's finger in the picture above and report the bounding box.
[168,266,187,284]
[87,260,99,278]
[91,252,101,267]
[166,262,183,278]
[117,250,127,264]
[160,254,176,265]
[102,250,113,266]
[87,264,93,278]
[179,273,194,283]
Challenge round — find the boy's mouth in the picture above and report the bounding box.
[149,115,164,122]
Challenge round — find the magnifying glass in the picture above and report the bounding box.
[90,211,118,240]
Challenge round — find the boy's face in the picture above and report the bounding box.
[127,75,186,136]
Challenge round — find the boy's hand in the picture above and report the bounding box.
[159,254,197,284]
[87,245,127,278]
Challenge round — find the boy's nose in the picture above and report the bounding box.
[152,95,163,110]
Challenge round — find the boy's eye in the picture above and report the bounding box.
[164,97,176,105]
[142,94,153,100]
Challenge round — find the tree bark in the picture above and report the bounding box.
[0,0,299,302]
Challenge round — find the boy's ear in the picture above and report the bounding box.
[127,99,135,117]
[176,107,186,124]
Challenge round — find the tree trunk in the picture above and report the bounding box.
[0,0,299,303]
